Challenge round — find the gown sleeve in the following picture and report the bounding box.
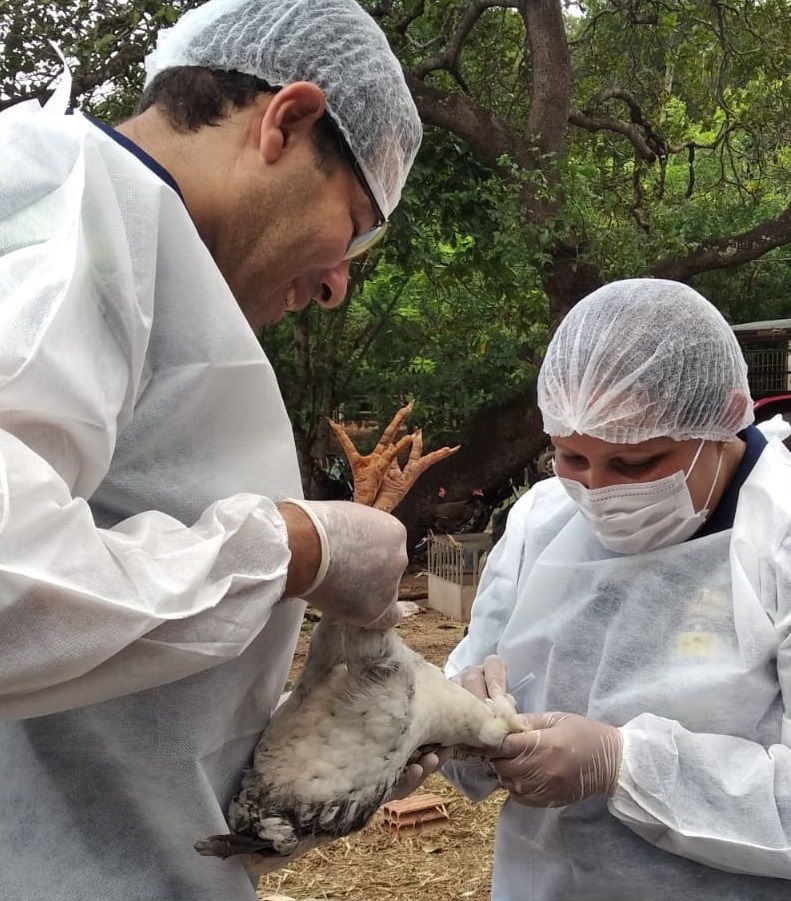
[609,524,791,879]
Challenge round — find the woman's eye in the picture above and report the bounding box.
[562,455,588,469]
[615,458,657,473]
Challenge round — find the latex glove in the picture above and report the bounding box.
[448,657,518,765]
[451,655,515,709]
[283,499,406,629]
[491,712,622,807]
[388,747,454,801]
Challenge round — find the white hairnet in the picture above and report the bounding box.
[538,278,754,443]
[144,0,422,219]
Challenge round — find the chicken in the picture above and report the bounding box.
[426,487,492,535]
[194,615,522,869]
[194,404,521,871]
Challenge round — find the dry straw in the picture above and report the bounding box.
[258,774,504,901]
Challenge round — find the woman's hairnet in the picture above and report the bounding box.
[144,0,422,220]
[537,279,754,443]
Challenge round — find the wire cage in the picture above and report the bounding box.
[426,532,492,622]
[740,344,789,397]
[732,320,791,399]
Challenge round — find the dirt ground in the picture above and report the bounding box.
[258,572,504,901]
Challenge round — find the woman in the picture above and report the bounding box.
[445,279,791,900]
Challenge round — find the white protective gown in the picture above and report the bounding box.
[446,435,791,901]
[0,90,305,899]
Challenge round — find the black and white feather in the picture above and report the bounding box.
[195,615,521,871]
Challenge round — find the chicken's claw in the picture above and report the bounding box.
[194,833,269,858]
[328,403,459,512]
[376,432,461,513]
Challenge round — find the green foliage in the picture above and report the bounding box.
[5,0,791,485]
[554,0,791,310]
[0,1,202,120]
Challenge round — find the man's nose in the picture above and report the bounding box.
[313,262,350,310]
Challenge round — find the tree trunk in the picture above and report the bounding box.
[542,244,604,328]
[393,379,548,552]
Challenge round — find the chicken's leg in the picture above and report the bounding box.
[290,615,344,703]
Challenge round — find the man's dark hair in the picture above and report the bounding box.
[140,66,346,169]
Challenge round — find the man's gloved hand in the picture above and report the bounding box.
[282,499,407,629]
[490,712,623,807]
[387,747,455,801]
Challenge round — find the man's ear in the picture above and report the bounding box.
[258,81,326,164]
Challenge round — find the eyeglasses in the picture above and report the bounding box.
[318,111,389,261]
[342,218,389,261]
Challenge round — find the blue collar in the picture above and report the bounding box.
[86,115,184,202]
[693,424,767,538]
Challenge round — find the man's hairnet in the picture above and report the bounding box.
[144,0,422,219]
[538,278,754,443]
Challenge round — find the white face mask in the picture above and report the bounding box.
[558,440,724,555]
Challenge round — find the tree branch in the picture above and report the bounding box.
[571,89,736,165]
[368,0,396,18]
[394,0,426,34]
[408,0,571,221]
[570,87,667,160]
[649,203,791,281]
[569,108,660,160]
[611,0,659,25]
[412,0,520,80]
[405,74,525,172]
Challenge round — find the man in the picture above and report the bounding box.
[0,1,422,898]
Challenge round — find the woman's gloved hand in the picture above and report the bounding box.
[451,655,516,708]
[490,712,623,807]
[281,499,407,629]
[448,657,519,768]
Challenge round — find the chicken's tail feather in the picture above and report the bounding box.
[194,833,271,859]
